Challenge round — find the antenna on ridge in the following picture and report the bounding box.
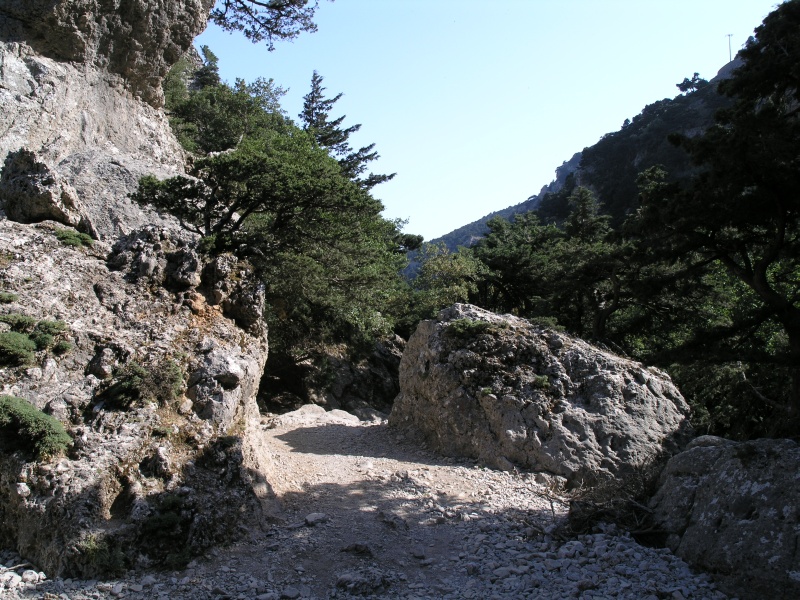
[727,34,733,62]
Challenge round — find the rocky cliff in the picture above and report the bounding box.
[0,0,213,107]
[0,0,282,577]
[0,218,272,576]
[0,0,213,240]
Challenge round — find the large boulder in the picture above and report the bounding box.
[648,435,800,600]
[389,304,692,485]
[0,149,88,231]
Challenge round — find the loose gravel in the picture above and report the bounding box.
[2,406,729,599]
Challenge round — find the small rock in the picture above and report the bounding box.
[304,512,328,526]
[21,569,39,583]
[342,543,374,557]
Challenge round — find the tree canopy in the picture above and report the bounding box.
[299,71,395,190]
[138,48,412,384]
[210,0,326,50]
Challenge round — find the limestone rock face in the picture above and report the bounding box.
[0,149,87,231]
[0,0,213,107]
[389,304,692,485]
[648,436,800,600]
[0,219,268,576]
[0,42,187,239]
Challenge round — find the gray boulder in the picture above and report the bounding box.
[389,304,692,485]
[0,149,87,230]
[648,435,800,600]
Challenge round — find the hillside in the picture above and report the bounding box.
[431,61,738,251]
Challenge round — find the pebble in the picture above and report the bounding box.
[0,427,730,600]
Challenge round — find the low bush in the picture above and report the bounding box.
[0,395,72,459]
[55,228,94,248]
[29,332,53,351]
[0,315,70,357]
[0,292,18,303]
[0,331,36,365]
[77,534,127,576]
[34,320,67,336]
[52,340,73,354]
[0,313,37,332]
[98,359,184,410]
[444,318,494,340]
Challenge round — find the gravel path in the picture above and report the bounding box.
[2,406,728,599]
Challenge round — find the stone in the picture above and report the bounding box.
[389,304,692,486]
[304,512,328,526]
[0,149,87,230]
[20,569,39,583]
[648,436,800,600]
[0,0,214,107]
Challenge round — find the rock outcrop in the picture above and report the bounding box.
[0,0,213,107]
[0,219,269,576]
[389,304,692,485]
[0,1,213,239]
[0,0,283,581]
[648,435,800,600]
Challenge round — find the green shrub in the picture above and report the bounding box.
[0,313,37,332]
[29,332,53,351]
[34,320,67,336]
[55,228,94,248]
[444,318,493,340]
[77,534,127,576]
[0,331,37,365]
[532,374,550,390]
[99,359,184,410]
[0,292,18,304]
[27,321,67,350]
[52,340,73,355]
[99,363,149,409]
[0,395,72,459]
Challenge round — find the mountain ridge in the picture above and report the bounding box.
[429,59,741,251]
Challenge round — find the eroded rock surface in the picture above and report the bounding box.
[390,304,692,485]
[0,219,269,576]
[0,42,187,239]
[0,0,213,107]
[648,435,800,600]
[0,0,214,239]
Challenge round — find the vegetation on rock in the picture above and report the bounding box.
[55,228,94,248]
[0,314,69,363]
[0,395,72,459]
[97,359,185,410]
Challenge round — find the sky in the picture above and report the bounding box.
[195,0,781,242]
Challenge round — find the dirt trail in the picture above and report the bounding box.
[4,405,727,599]
[223,405,565,597]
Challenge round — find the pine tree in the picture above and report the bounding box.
[299,71,395,189]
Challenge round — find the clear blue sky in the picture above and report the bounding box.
[196,0,780,241]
